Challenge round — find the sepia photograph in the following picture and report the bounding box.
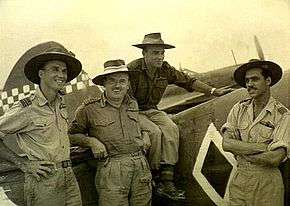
[0,0,290,205]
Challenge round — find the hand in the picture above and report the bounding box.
[88,138,108,159]
[19,160,54,181]
[213,88,235,97]
[142,131,151,151]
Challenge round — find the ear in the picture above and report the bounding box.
[265,76,271,86]
[38,69,44,79]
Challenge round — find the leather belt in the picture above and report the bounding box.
[54,160,72,169]
[110,150,144,159]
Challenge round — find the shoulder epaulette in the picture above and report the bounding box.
[127,98,139,111]
[239,98,251,104]
[59,102,67,109]
[19,97,32,108]
[83,97,100,105]
[277,106,288,115]
[274,100,289,115]
[58,89,66,96]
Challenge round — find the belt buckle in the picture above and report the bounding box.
[61,160,71,168]
[131,151,142,157]
[130,152,136,157]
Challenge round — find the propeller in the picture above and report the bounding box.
[254,35,265,60]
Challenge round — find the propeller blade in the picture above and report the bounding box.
[254,35,265,60]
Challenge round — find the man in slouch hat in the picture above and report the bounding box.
[222,59,289,205]
[0,41,82,205]
[127,32,233,200]
[69,59,152,206]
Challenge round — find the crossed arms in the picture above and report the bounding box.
[222,131,286,167]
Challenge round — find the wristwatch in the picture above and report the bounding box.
[210,88,217,95]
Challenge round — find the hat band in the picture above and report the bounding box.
[142,38,165,44]
[104,65,127,72]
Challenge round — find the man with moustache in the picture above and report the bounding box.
[221,59,289,205]
[69,59,152,206]
[0,42,82,205]
[127,32,233,199]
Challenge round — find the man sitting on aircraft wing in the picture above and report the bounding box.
[221,59,289,206]
[127,32,233,200]
[69,59,152,206]
[0,42,82,205]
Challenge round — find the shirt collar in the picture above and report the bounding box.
[263,96,276,114]
[141,58,158,80]
[100,92,137,110]
[35,87,63,107]
[100,92,107,108]
[245,96,276,114]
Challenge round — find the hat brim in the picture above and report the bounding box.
[132,43,175,49]
[234,60,282,87]
[24,52,82,84]
[92,69,138,85]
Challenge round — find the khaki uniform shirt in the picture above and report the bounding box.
[68,93,144,156]
[222,96,290,165]
[0,87,70,162]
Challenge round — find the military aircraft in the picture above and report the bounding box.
[0,37,289,206]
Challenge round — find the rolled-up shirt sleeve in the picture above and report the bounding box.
[0,104,29,140]
[268,113,290,159]
[68,105,89,135]
[220,104,239,134]
[164,62,197,92]
[220,103,241,140]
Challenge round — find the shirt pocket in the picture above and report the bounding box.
[32,118,54,128]
[155,77,168,92]
[93,118,116,142]
[150,77,168,104]
[94,118,115,127]
[127,111,142,137]
[255,124,274,142]
[155,77,168,87]
[127,111,139,122]
[31,118,56,142]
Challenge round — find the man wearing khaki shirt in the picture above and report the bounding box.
[69,59,152,206]
[0,42,82,206]
[221,59,289,206]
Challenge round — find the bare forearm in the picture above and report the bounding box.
[222,136,267,155]
[69,133,93,147]
[191,80,213,95]
[243,148,286,167]
[69,134,108,159]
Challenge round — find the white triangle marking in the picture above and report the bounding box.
[192,123,237,206]
[0,187,17,205]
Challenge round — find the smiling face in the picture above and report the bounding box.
[103,72,129,101]
[245,68,271,99]
[39,60,68,92]
[143,46,165,68]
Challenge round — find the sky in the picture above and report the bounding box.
[0,0,289,88]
